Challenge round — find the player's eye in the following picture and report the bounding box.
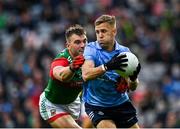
[101,29,107,33]
[83,39,87,44]
[74,40,81,44]
[95,30,99,34]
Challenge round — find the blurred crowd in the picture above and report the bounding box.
[0,0,179,128]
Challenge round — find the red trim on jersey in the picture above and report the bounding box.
[48,112,69,123]
[49,58,69,79]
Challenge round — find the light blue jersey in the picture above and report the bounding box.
[83,41,131,107]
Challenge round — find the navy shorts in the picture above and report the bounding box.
[85,100,138,128]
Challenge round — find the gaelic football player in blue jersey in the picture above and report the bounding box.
[82,14,141,128]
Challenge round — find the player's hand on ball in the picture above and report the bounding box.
[116,77,129,93]
[70,55,85,72]
[103,53,128,71]
[129,63,141,81]
[129,80,138,91]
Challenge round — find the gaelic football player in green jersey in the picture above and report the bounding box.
[39,24,88,128]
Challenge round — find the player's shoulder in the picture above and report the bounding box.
[87,41,101,50]
[87,41,96,47]
[55,48,70,59]
[116,42,130,52]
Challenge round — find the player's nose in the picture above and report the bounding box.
[80,42,86,48]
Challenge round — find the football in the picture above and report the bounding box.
[116,52,139,77]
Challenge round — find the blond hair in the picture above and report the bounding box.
[95,14,116,28]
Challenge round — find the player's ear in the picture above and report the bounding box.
[112,28,117,35]
[66,42,69,48]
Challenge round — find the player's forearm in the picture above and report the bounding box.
[82,65,105,81]
[53,66,75,82]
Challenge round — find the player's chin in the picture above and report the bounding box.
[78,51,84,55]
[99,43,107,49]
[99,42,105,47]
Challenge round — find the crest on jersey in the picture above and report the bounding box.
[50,109,56,116]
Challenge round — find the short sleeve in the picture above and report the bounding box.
[83,44,96,61]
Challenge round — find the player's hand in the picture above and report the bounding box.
[70,55,85,72]
[116,77,129,93]
[103,53,128,71]
[129,63,141,81]
[129,80,138,91]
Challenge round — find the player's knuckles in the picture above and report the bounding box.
[74,58,84,62]
[74,60,84,64]
[73,60,84,64]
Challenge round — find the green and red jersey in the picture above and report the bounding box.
[44,48,82,104]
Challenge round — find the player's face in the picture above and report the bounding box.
[67,34,87,57]
[95,22,116,51]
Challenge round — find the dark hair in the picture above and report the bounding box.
[95,14,116,27]
[65,24,86,41]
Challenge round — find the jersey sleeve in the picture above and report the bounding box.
[83,44,96,61]
[49,58,69,79]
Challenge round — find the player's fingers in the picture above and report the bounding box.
[118,68,126,72]
[74,59,84,63]
[120,58,128,63]
[118,54,127,59]
[119,63,128,67]
[73,62,84,65]
[73,58,85,62]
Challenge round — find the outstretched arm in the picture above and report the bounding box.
[82,54,128,82]
[51,55,84,82]
[53,65,75,82]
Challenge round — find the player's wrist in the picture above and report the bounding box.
[101,64,107,71]
[69,65,76,72]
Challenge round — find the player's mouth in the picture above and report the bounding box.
[99,39,104,42]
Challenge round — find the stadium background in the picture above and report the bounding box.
[0,0,179,128]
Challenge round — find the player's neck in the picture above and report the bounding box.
[68,49,76,59]
[106,42,115,52]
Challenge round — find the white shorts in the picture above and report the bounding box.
[39,92,81,121]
